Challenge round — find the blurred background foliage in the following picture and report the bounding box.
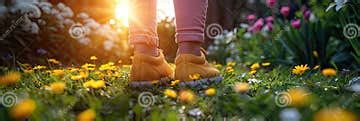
[0,0,359,72]
[207,0,360,72]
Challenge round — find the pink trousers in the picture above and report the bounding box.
[129,0,208,47]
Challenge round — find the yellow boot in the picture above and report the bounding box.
[130,50,174,87]
[175,50,222,87]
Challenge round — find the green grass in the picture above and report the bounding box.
[0,62,359,121]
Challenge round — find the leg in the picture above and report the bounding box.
[129,0,174,83]
[129,0,158,56]
[173,0,221,82]
[173,0,208,56]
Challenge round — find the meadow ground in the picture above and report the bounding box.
[0,59,359,121]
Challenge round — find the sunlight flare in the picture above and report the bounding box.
[115,0,129,26]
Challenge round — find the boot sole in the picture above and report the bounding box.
[178,76,223,88]
[128,77,171,88]
[129,76,223,88]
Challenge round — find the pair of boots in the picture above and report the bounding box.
[130,49,220,86]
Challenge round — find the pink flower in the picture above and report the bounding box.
[265,16,274,24]
[253,18,264,32]
[247,14,256,23]
[266,23,273,31]
[280,6,290,17]
[303,10,311,20]
[291,19,301,29]
[266,0,276,8]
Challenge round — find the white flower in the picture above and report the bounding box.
[347,76,360,93]
[11,2,41,18]
[309,14,317,22]
[38,2,53,8]
[77,12,89,19]
[22,22,39,34]
[188,108,202,118]
[37,19,46,26]
[350,84,360,93]
[57,3,67,11]
[63,19,75,26]
[51,9,60,15]
[38,2,52,14]
[84,19,100,29]
[55,14,64,21]
[240,23,249,28]
[326,0,348,12]
[41,6,51,14]
[244,32,252,39]
[95,25,118,40]
[21,16,34,28]
[57,3,73,17]
[280,108,301,121]
[78,37,91,45]
[248,78,262,84]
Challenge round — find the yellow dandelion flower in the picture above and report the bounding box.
[99,62,116,71]
[91,80,105,89]
[214,64,223,69]
[45,70,52,74]
[261,62,271,67]
[83,80,95,88]
[33,65,47,70]
[81,63,96,71]
[189,73,201,80]
[249,70,257,75]
[164,89,177,99]
[314,107,358,121]
[10,99,36,119]
[83,80,105,89]
[0,71,21,85]
[49,82,66,94]
[48,59,60,64]
[171,80,180,86]
[205,88,216,96]
[250,63,260,70]
[313,65,320,70]
[90,56,97,60]
[77,109,96,121]
[227,61,236,67]
[51,69,65,77]
[226,66,234,73]
[80,71,88,78]
[95,71,105,78]
[71,75,84,81]
[234,82,249,93]
[292,64,309,75]
[288,88,310,107]
[322,68,336,76]
[67,68,79,73]
[112,72,122,78]
[179,90,196,103]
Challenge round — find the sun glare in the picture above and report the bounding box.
[113,0,174,27]
[115,0,129,26]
